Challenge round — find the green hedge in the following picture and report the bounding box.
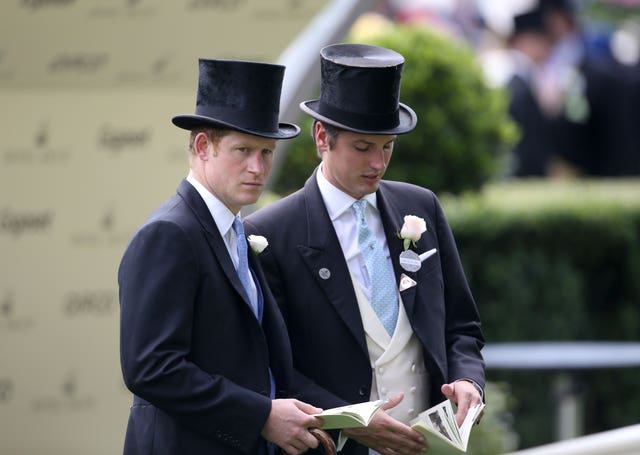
[357,26,517,196]
[442,179,640,449]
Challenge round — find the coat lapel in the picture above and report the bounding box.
[298,171,368,356]
[176,179,255,315]
[376,184,419,317]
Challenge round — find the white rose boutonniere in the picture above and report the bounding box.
[399,215,427,250]
[247,235,269,254]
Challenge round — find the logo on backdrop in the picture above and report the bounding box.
[0,207,54,238]
[88,0,157,17]
[115,53,180,86]
[0,290,36,331]
[97,123,151,153]
[20,0,76,12]
[48,52,109,75]
[1,121,72,165]
[62,290,117,318]
[0,49,11,82]
[69,205,131,247]
[0,377,14,404]
[187,0,247,11]
[31,372,95,412]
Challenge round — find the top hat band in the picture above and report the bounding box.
[316,101,400,131]
[194,105,279,133]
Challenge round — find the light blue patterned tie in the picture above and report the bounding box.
[233,218,274,455]
[352,199,399,336]
[232,216,258,316]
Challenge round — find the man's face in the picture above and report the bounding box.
[318,124,396,199]
[196,130,276,214]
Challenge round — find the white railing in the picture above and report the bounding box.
[503,423,640,455]
[484,341,640,441]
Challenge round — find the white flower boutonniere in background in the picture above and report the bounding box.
[399,215,427,250]
[247,235,269,254]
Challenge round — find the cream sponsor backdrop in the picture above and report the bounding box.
[0,1,325,453]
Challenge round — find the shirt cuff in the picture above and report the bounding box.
[337,431,349,451]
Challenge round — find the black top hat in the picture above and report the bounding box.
[300,43,417,135]
[540,0,576,13]
[512,8,545,36]
[172,59,300,139]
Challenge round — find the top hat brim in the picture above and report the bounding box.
[299,100,417,135]
[171,114,300,140]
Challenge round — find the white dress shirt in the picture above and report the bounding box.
[186,172,257,303]
[316,166,394,301]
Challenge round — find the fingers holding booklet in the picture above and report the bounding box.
[313,399,387,429]
[312,398,485,454]
[314,397,427,455]
[410,400,485,453]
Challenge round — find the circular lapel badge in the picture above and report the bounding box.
[399,250,421,272]
[318,268,331,280]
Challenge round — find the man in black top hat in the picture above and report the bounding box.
[118,58,326,455]
[246,44,485,455]
[505,8,556,176]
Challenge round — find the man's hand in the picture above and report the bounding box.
[343,393,427,455]
[441,381,482,427]
[261,399,323,455]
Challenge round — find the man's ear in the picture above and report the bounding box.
[315,122,329,153]
[193,132,211,160]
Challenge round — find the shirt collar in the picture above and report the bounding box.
[186,171,238,238]
[316,164,378,221]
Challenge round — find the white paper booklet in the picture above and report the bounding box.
[410,400,485,453]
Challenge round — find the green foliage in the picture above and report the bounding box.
[468,382,519,455]
[271,25,518,196]
[583,2,640,25]
[442,179,640,449]
[272,118,319,195]
[363,27,518,195]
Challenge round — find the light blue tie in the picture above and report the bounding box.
[352,200,399,336]
[232,216,258,316]
[233,218,274,455]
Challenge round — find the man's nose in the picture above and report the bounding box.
[370,148,388,170]
[247,152,265,174]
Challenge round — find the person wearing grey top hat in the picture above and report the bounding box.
[118,58,330,455]
[246,44,485,455]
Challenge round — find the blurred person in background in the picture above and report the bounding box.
[536,0,639,176]
[505,8,558,176]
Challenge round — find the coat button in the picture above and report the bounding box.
[381,387,388,396]
[411,363,416,373]
[358,387,367,397]
[410,386,417,394]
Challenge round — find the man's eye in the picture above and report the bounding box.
[355,146,369,152]
[262,149,273,156]
[237,147,248,153]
